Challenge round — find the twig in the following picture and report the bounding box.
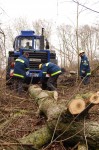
[57,128,84,142]
[71,142,80,150]
[84,117,88,150]
[50,110,62,143]
[0,142,33,146]
[60,140,66,150]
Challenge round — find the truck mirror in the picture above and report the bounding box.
[45,39,49,49]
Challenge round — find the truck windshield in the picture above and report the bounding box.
[34,39,40,50]
[15,37,40,50]
[21,38,32,49]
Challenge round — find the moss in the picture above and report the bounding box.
[20,125,52,149]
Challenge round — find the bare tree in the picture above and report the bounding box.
[0,27,6,73]
[32,19,53,43]
[13,17,31,35]
[57,24,77,69]
[78,24,99,66]
[4,17,32,51]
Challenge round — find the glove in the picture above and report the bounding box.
[86,72,91,76]
[26,71,29,75]
[81,70,85,73]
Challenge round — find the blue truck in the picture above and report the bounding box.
[6,28,57,84]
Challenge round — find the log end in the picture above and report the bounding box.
[38,91,49,99]
[89,91,99,104]
[28,85,42,98]
[68,99,86,115]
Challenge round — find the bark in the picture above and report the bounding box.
[28,85,92,118]
[28,85,99,120]
[28,85,67,121]
[48,120,99,149]
[19,120,99,149]
[20,125,52,149]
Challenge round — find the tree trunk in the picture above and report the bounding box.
[19,120,99,149]
[28,85,94,118]
[28,85,67,121]
[28,85,99,121]
[20,125,52,149]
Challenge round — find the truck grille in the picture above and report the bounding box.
[9,50,57,69]
[25,51,48,69]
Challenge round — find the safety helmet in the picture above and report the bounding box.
[79,50,85,55]
[39,64,42,69]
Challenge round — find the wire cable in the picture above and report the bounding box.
[72,0,99,14]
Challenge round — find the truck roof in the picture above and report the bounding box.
[17,30,41,39]
[21,31,35,36]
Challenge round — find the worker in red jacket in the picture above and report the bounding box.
[39,62,62,91]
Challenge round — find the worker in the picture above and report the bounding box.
[13,52,29,94]
[45,39,49,49]
[39,62,62,91]
[25,42,32,49]
[79,50,91,85]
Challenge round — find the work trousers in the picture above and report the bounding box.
[81,75,90,85]
[42,74,60,91]
[13,77,24,94]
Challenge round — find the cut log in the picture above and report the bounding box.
[29,85,99,120]
[19,125,52,149]
[68,98,86,115]
[47,90,58,101]
[28,85,67,121]
[89,91,99,104]
[29,84,42,98]
[20,86,99,148]
[29,84,58,100]
[28,85,87,117]
[48,120,99,149]
[19,120,99,149]
[78,144,88,150]
[29,86,99,118]
[37,90,58,101]
[81,91,99,104]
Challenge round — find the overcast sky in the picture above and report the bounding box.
[0,0,99,27]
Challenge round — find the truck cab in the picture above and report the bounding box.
[7,29,57,84]
[13,30,43,51]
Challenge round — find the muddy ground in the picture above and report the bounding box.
[0,74,99,150]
